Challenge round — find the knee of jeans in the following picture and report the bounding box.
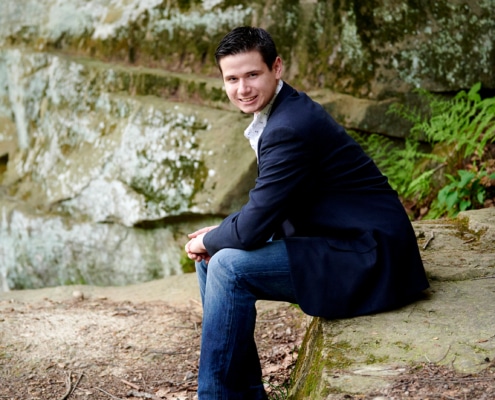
[208,249,239,277]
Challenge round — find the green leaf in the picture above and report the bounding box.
[445,191,459,209]
[457,170,475,188]
[476,190,485,205]
[467,82,482,102]
[459,199,471,212]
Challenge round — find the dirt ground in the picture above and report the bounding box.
[1,279,495,400]
[0,288,307,400]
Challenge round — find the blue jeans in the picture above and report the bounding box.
[195,240,297,399]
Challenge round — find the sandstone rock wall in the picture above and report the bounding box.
[0,48,253,289]
[0,0,493,289]
[2,0,493,96]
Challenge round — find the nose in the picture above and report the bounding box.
[238,78,250,94]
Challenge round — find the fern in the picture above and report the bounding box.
[427,169,495,219]
[414,83,495,162]
[357,82,495,219]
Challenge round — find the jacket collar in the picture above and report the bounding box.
[268,81,297,118]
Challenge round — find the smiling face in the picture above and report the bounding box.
[219,50,283,114]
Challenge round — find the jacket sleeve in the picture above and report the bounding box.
[203,124,312,256]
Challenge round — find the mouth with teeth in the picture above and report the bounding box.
[240,96,257,102]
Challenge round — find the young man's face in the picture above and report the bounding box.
[219,50,282,114]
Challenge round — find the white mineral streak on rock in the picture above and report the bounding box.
[5,50,29,150]
[92,0,165,40]
[0,0,251,45]
[152,5,252,38]
[60,179,145,226]
[0,199,183,291]
[202,0,223,10]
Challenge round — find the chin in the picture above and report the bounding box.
[238,105,257,114]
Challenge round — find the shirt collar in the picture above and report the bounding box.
[244,80,284,157]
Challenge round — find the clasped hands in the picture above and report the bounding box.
[185,225,218,263]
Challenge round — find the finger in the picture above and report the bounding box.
[188,225,218,238]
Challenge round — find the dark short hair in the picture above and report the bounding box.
[215,26,279,71]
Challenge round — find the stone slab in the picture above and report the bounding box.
[291,208,495,399]
[315,279,495,397]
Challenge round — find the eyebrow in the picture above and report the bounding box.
[224,69,262,80]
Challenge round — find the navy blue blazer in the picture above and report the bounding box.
[203,83,429,319]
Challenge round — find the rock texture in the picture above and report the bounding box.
[0,49,253,289]
[290,208,495,399]
[0,0,493,290]
[1,0,493,96]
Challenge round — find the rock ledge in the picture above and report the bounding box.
[290,208,495,399]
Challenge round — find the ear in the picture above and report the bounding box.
[273,56,283,79]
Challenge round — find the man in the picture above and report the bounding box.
[185,26,429,399]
